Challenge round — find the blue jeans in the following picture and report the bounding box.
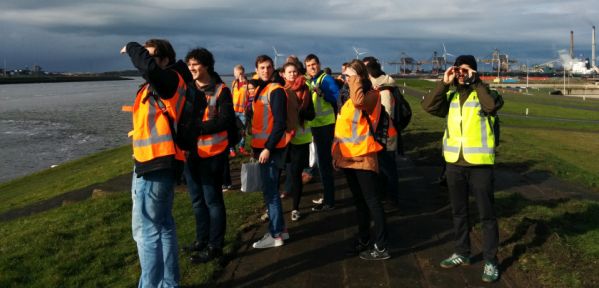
[311,124,336,206]
[131,169,179,288]
[259,149,285,237]
[236,113,246,148]
[184,152,227,248]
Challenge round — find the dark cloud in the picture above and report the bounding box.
[0,1,597,72]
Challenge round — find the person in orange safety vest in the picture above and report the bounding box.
[332,59,390,261]
[248,55,290,249]
[182,48,235,264]
[121,38,192,288]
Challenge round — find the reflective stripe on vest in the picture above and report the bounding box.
[251,83,291,149]
[290,124,312,145]
[308,73,335,127]
[443,90,495,164]
[333,90,383,157]
[197,84,229,158]
[131,74,186,162]
[232,80,247,113]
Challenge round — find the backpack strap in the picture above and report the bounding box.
[149,87,178,137]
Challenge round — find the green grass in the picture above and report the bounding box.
[0,182,263,287]
[0,146,132,214]
[495,193,599,288]
[402,78,599,287]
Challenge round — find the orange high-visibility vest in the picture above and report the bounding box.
[333,90,384,157]
[251,83,291,149]
[231,80,248,113]
[130,73,187,163]
[196,83,229,158]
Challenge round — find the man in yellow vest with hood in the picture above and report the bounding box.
[421,55,502,283]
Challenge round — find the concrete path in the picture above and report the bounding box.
[216,157,544,288]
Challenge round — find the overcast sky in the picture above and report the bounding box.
[1,0,598,73]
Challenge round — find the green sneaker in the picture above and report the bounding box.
[482,261,500,282]
[440,253,470,268]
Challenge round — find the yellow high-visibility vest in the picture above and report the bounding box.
[443,90,496,165]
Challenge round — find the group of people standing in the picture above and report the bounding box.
[122,38,502,287]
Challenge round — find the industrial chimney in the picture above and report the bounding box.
[570,30,574,58]
[593,26,596,68]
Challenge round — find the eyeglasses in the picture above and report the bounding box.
[454,67,469,75]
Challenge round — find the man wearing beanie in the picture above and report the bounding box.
[421,55,502,282]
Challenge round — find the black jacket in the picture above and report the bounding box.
[126,42,193,175]
[195,82,235,136]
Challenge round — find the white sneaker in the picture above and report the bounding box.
[312,197,323,204]
[263,231,289,241]
[252,233,283,249]
[259,210,269,222]
[291,210,301,221]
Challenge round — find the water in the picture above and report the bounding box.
[0,78,145,183]
[0,76,236,183]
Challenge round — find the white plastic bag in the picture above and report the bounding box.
[241,161,262,193]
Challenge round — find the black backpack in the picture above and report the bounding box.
[151,83,207,151]
[363,105,390,149]
[379,86,412,131]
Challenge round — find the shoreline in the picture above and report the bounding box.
[0,75,133,85]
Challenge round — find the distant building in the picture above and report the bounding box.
[31,64,43,75]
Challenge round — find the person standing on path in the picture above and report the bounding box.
[304,54,339,211]
[249,55,291,248]
[282,62,315,222]
[230,64,250,156]
[421,55,502,283]
[183,48,234,263]
[332,59,390,261]
[121,39,191,287]
[366,59,400,208]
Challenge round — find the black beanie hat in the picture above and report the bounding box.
[454,55,477,71]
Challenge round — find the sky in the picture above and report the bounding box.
[0,0,598,74]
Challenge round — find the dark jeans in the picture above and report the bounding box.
[312,124,335,206]
[446,163,498,262]
[343,168,388,249]
[378,150,399,203]
[222,152,232,186]
[288,143,310,210]
[184,152,227,248]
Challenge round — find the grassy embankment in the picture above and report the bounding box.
[0,147,263,287]
[402,79,599,287]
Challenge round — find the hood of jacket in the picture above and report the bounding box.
[170,60,193,83]
[370,74,396,88]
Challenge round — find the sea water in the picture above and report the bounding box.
[0,76,236,183]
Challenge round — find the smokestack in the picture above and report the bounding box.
[593,26,596,68]
[570,30,574,58]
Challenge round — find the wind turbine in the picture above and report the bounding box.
[353,47,367,59]
[272,46,284,68]
[442,43,455,68]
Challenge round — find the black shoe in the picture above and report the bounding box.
[359,244,390,260]
[345,238,370,256]
[184,241,207,253]
[190,246,222,263]
[312,203,335,212]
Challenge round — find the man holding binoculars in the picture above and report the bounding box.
[421,55,502,283]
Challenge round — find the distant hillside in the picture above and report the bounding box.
[0,75,132,84]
